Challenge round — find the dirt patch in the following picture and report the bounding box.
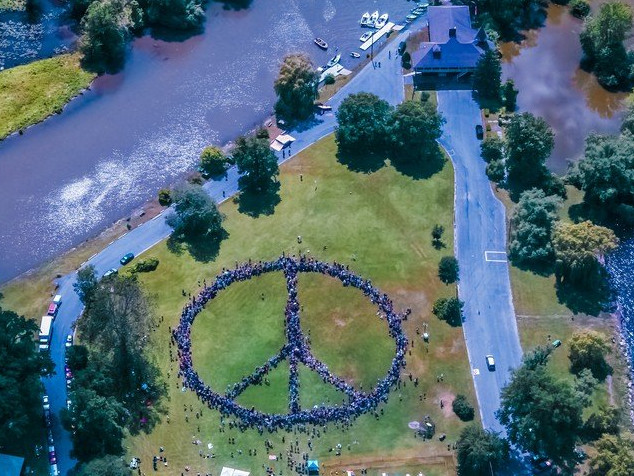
[334,318,347,327]
[435,390,456,418]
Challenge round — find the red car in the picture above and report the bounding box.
[47,303,58,317]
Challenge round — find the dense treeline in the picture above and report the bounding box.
[72,0,253,73]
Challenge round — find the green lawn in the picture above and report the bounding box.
[125,134,476,474]
[0,54,94,140]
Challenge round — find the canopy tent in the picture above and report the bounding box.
[220,467,250,476]
[307,459,320,474]
[270,134,296,152]
[0,453,24,476]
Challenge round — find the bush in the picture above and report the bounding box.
[432,297,464,326]
[133,257,159,273]
[324,74,335,85]
[438,256,459,284]
[480,136,505,164]
[452,394,475,421]
[401,51,412,69]
[200,146,227,177]
[255,128,270,139]
[486,159,505,183]
[158,188,172,207]
[570,0,590,18]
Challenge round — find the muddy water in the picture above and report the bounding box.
[0,0,415,282]
[500,4,627,174]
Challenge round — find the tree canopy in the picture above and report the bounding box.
[77,455,130,476]
[335,92,392,155]
[569,330,612,380]
[199,145,228,177]
[74,264,98,304]
[552,220,618,287]
[509,188,561,266]
[473,50,502,103]
[233,135,279,191]
[438,256,460,284]
[0,307,53,444]
[146,0,206,30]
[456,424,508,476]
[588,434,634,476]
[432,297,464,327]
[388,100,445,162]
[274,54,318,122]
[166,184,224,240]
[497,350,585,465]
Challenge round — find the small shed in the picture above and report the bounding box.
[307,459,320,475]
[0,453,25,476]
[270,134,296,152]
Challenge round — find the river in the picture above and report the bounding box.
[0,0,415,283]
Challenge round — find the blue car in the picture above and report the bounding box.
[120,253,135,265]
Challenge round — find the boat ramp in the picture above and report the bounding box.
[360,22,395,51]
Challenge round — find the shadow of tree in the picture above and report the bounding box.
[150,25,203,43]
[166,229,228,263]
[219,0,253,10]
[432,239,446,250]
[555,273,614,317]
[390,147,446,180]
[336,149,387,174]
[238,181,281,218]
[509,257,555,278]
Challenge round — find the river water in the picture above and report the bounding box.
[0,0,415,283]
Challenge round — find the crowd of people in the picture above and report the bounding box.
[173,255,408,432]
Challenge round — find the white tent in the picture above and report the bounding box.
[270,134,296,152]
[220,467,250,476]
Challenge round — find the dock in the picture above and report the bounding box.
[359,22,395,51]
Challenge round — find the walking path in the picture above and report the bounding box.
[44,25,411,475]
[437,90,523,433]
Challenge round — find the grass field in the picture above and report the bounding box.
[0,0,25,10]
[0,54,94,140]
[123,134,471,475]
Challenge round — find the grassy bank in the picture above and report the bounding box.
[0,0,25,10]
[121,134,470,475]
[0,54,94,140]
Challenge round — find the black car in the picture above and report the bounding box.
[475,124,484,139]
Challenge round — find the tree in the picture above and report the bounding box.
[569,330,612,380]
[335,92,392,155]
[438,256,460,284]
[574,133,634,213]
[166,184,224,240]
[80,0,141,74]
[583,405,621,440]
[388,100,445,162]
[570,0,591,18]
[552,221,618,287]
[146,0,205,30]
[502,79,518,111]
[200,146,227,177]
[456,424,509,476]
[480,136,505,164]
[580,1,633,89]
[158,188,172,206]
[401,51,412,69]
[574,368,599,407]
[588,434,634,476]
[432,297,464,326]
[505,112,555,191]
[497,353,585,465]
[274,54,318,122]
[452,394,475,421]
[62,387,125,462]
[74,264,98,304]
[233,135,279,191]
[508,189,561,266]
[431,224,445,248]
[486,158,505,183]
[0,307,53,444]
[77,455,129,476]
[473,50,502,102]
[324,74,335,85]
[66,345,89,373]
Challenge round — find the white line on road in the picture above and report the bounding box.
[484,251,507,263]
[472,368,480,376]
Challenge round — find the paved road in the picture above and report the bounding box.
[43,24,413,475]
[437,90,524,434]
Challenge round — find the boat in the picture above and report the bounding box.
[314,37,328,50]
[359,11,370,26]
[368,10,379,27]
[416,2,430,8]
[412,7,426,15]
[406,14,418,22]
[359,31,373,42]
[350,52,361,58]
[375,13,388,29]
[326,53,341,68]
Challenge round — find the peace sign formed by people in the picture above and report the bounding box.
[173,255,409,432]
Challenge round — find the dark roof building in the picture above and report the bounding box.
[413,6,492,75]
[0,453,25,476]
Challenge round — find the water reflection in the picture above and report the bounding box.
[501,5,625,173]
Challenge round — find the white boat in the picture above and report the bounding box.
[359,31,373,42]
[326,53,341,68]
[359,12,370,26]
[375,13,388,29]
[314,37,328,50]
[368,10,379,27]
[350,52,361,58]
[406,14,418,22]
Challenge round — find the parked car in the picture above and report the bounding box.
[50,463,59,476]
[47,430,54,446]
[52,294,62,306]
[65,334,73,348]
[42,395,50,411]
[531,456,553,474]
[66,399,72,410]
[48,446,57,465]
[120,253,135,265]
[103,268,118,278]
[475,124,484,139]
[47,302,58,317]
[486,354,496,371]
[43,409,52,428]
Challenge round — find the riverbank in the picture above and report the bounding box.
[0,0,24,10]
[0,53,94,140]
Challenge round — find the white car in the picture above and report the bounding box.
[486,354,496,371]
[42,395,50,411]
[65,334,73,348]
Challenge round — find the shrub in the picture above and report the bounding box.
[570,0,590,18]
[255,128,270,139]
[200,146,227,177]
[432,297,464,326]
[438,256,459,284]
[324,74,336,85]
[452,394,475,421]
[158,188,172,207]
[133,257,159,273]
[401,51,411,69]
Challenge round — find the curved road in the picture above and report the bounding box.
[437,90,524,434]
[44,24,410,475]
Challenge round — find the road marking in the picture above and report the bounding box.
[485,251,507,263]
[472,368,480,376]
